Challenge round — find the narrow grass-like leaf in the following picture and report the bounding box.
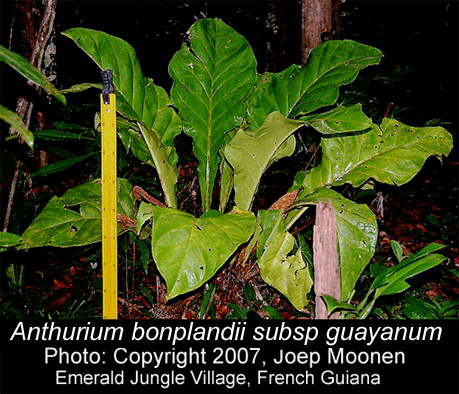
[28,152,97,178]
[0,105,34,149]
[0,45,66,105]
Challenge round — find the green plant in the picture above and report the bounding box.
[8,19,453,315]
[322,240,450,319]
[0,44,66,149]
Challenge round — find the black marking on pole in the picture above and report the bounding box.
[101,69,114,104]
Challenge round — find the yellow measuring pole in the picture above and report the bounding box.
[101,80,118,319]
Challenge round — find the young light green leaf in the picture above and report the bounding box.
[19,178,135,249]
[0,45,66,105]
[169,18,257,211]
[257,210,313,310]
[391,240,404,262]
[225,111,303,211]
[60,83,100,94]
[148,206,256,299]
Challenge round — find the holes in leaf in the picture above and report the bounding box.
[199,266,204,271]
[69,226,78,232]
[65,204,81,214]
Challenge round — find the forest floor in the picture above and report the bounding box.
[1,158,458,320]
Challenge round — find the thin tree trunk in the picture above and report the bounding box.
[301,0,332,63]
[4,0,57,233]
[313,199,340,319]
[13,0,57,133]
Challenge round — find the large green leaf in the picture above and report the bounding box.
[139,204,256,299]
[293,188,378,301]
[246,40,382,128]
[169,18,257,211]
[19,178,135,249]
[63,28,181,207]
[257,210,313,310]
[225,111,303,211]
[0,44,66,105]
[63,28,157,128]
[297,118,453,196]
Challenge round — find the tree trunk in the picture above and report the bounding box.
[301,0,332,63]
[313,199,340,319]
[12,0,57,134]
[266,1,288,72]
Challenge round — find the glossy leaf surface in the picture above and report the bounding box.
[63,28,181,207]
[139,204,256,299]
[19,178,135,249]
[169,18,257,211]
[246,40,382,128]
[296,118,453,196]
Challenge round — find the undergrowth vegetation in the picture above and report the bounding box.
[1,18,457,319]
